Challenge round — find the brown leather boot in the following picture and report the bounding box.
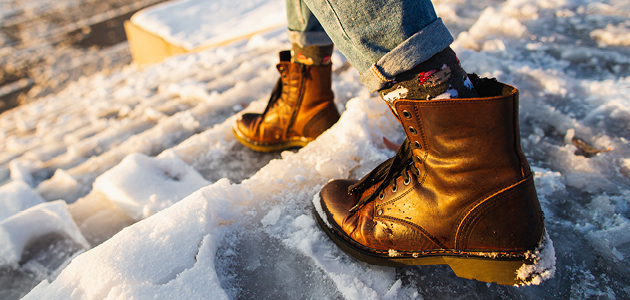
[314,76,555,285]
[233,51,340,152]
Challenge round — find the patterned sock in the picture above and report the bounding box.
[291,43,333,66]
[379,47,477,107]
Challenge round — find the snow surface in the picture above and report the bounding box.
[0,181,44,222]
[132,0,286,50]
[1,0,630,299]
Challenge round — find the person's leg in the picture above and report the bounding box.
[299,0,474,96]
[233,0,339,152]
[286,0,334,65]
[307,0,554,285]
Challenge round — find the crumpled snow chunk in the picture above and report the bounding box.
[0,201,90,266]
[260,206,282,227]
[93,153,210,220]
[36,169,80,202]
[0,180,45,222]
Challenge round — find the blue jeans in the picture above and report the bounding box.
[286,0,454,92]
[286,0,333,47]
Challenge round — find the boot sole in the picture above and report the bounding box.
[232,126,313,152]
[313,196,555,286]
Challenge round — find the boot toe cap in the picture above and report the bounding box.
[234,113,260,137]
[318,179,358,228]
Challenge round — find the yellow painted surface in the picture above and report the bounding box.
[124,20,187,66]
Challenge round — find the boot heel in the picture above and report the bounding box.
[445,230,556,286]
[444,257,525,285]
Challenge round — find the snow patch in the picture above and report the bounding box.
[93,153,209,220]
[388,249,401,257]
[0,180,44,222]
[591,24,630,46]
[516,230,556,286]
[260,206,282,227]
[0,201,90,266]
[132,0,286,50]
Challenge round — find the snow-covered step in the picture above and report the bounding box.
[124,0,285,65]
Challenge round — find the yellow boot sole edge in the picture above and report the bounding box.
[313,196,556,286]
[232,125,313,152]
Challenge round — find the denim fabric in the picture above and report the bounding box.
[286,0,333,47]
[299,0,454,92]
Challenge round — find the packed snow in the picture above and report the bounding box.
[1,0,630,299]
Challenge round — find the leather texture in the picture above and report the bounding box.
[234,52,340,151]
[319,79,545,254]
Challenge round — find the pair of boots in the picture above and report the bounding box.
[233,45,552,285]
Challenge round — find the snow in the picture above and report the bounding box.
[0,201,89,267]
[0,0,629,298]
[0,181,44,222]
[131,0,286,50]
[516,231,557,286]
[93,152,210,220]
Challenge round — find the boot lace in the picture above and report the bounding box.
[261,78,282,116]
[261,64,307,117]
[348,138,421,212]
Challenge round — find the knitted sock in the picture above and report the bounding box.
[379,47,477,108]
[291,43,333,66]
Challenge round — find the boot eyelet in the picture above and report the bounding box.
[379,192,384,200]
[414,141,422,149]
[402,110,412,119]
[408,126,417,135]
[416,156,423,164]
[403,177,411,185]
[279,66,285,71]
[377,208,383,216]
[391,185,397,193]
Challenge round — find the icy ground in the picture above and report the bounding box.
[1,0,630,299]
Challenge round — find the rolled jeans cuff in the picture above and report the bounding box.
[359,18,454,93]
[288,29,334,47]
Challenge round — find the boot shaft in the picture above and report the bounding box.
[393,78,531,200]
[232,50,339,151]
[274,51,337,139]
[276,57,334,109]
[383,77,543,250]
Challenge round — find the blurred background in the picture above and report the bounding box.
[0,0,168,113]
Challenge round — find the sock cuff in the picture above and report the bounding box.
[292,44,334,66]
